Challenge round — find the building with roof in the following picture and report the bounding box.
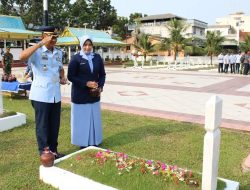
[123,13,207,58]
[138,13,207,41]
[0,15,41,60]
[57,27,126,61]
[206,12,250,47]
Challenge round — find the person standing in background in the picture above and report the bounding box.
[223,52,229,73]
[229,52,235,74]
[217,52,224,73]
[2,46,13,75]
[243,50,250,75]
[235,52,241,74]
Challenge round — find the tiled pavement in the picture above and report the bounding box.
[61,67,250,132]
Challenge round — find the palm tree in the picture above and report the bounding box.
[134,32,154,62]
[240,35,250,52]
[165,18,189,61]
[205,31,225,65]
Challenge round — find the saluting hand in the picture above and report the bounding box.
[41,35,53,46]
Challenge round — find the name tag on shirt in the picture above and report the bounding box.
[42,53,48,60]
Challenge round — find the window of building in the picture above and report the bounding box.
[193,27,196,34]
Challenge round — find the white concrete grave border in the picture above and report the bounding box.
[0,112,26,132]
[40,146,117,190]
[40,146,239,190]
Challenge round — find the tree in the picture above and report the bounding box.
[87,0,117,30]
[134,32,154,61]
[165,18,189,61]
[112,16,129,40]
[205,31,225,65]
[129,12,147,24]
[69,0,89,27]
[48,0,71,27]
[240,35,250,52]
[0,0,43,27]
[0,0,20,15]
[23,1,43,27]
[13,0,31,16]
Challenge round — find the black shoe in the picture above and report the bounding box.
[79,146,86,150]
[53,152,65,159]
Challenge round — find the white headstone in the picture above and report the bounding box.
[202,95,223,190]
[0,80,3,114]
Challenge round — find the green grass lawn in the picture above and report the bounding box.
[1,97,250,190]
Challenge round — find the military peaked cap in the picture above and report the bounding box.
[38,26,60,34]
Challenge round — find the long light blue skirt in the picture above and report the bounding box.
[71,101,102,146]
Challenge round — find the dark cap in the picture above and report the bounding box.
[38,26,60,35]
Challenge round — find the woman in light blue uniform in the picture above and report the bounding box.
[67,35,106,148]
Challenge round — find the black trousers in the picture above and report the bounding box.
[218,63,223,73]
[31,100,61,155]
[235,63,240,74]
[243,63,249,75]
[230,64,235,73]
[224,64,229,73]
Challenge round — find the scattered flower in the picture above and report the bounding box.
[76,155,82,161]
[87,150,199,187]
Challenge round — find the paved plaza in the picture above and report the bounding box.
[61,67,250,132]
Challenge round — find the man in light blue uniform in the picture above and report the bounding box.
[20,26,67,158]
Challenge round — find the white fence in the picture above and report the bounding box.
[101,52,218,65]
[129,55,218,70]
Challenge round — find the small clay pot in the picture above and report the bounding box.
[89,88,100,97]
[40,147,55,167]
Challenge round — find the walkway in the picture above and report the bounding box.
[62,67,250,132]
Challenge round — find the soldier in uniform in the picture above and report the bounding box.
[19,26,67,158]
[2,46,13,75]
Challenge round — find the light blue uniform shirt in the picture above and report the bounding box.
[28,46,63,103]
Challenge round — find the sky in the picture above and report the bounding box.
[110,0,250,24]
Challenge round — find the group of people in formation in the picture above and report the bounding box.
[19,26,106,159]
[217,50,250,75]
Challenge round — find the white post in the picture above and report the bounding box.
[108,47,111,59]
[202,95,223,190]
[68,46,71,61]
[43,0,48,26]
[0,80,3,114]
[4,39,6,50]
[24,40,27,49]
